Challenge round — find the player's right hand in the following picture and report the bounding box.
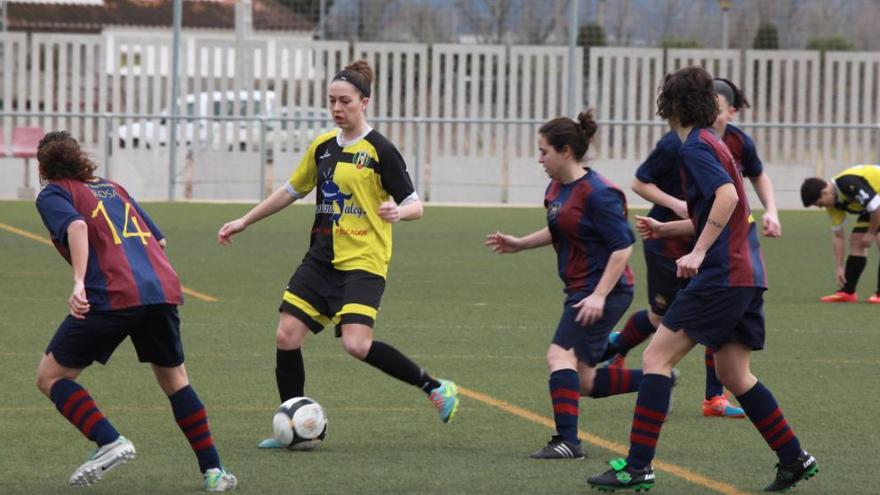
[485,231,522,254]
[635,215,663,239]
[218,219,247,245]
[68,281,90,319]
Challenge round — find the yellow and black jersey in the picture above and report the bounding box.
[827,165,880,229]
[285,128,417,278]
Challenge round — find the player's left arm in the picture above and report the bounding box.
[677,183,738,278]
[573,190,635,325]
[749,173,781,237]
[66,219,91,319]
[378,141,422,223]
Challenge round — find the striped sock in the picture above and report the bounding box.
[549,369,580,444]
[704,348,724,399]
[626,374,671,469]
[49,379,119,447]
[170,385,221,473]
[736,382,802,465]
[617,310,656,356]
[589,367,643,398]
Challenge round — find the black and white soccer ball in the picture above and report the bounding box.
[272,397,327,451]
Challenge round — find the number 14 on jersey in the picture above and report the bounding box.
[91,200,152,245]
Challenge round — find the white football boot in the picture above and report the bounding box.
[68,435,136,486]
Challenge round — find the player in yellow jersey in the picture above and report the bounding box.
[217,60,459,448]
[801,164,880,303]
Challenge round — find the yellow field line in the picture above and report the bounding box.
[459,386,752,495]
[0,221,217,303]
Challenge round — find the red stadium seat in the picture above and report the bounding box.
[12,126,44,158]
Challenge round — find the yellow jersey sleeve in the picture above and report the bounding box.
[287,136,325,198]
[827,208,846,230]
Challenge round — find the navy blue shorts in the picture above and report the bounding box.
[661,287,766,352]
[46,304,184,369]
[552,288,633,366]
[644,251,689,316]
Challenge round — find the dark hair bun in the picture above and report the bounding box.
[345,59,374,86]
[577,109,598,141]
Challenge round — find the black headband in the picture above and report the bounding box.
[333,69,371,98]
[713,79,737,109]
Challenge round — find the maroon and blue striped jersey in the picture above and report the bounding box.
[36,178,183,310]
[636,131,694,260]
[544,169,635,295]
[679,128,766,289]
[722,124,764,179]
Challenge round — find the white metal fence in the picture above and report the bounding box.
[1,32,878,208]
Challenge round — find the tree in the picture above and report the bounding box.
[661,37,700,48]
[753,22,779,49]
[277,0,335,25]
[806,36,855,52]
[578,23,607,48]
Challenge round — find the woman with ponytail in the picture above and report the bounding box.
[485,110,644,459]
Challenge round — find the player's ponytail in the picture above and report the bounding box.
[37,131,98,183]
[539,108,598,162]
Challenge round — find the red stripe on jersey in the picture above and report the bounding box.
[551,388,580,402]
[178,409,208,428]
[63,179,141,309]
[698,130,756,287]
[62,389,88,417]
[553,403,578,415]
[561,181,592,290]
[113,183,183,304]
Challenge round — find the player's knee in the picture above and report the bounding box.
[35,373,57,396]
[641,346,671,374]
[276,323,306,349]
[342,336,371,359]
[545,346,575,371]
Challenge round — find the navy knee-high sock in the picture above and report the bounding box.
[704,348,724,399]
[626,374,671,469]
[549,369,580,444]
[49,379,119,447]
[363,341,441,394]
[736,382,802,465]
[842,255,866,294]
[616,310,656,356]
[170,385,221,473]
[588,367,643,398]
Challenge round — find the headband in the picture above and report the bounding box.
[713,79,737,109]
[333,69,371,98]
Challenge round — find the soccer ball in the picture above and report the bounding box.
[272,397,327,451]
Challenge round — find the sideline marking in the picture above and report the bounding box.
[0,221,218,302]
[459,386,752,495]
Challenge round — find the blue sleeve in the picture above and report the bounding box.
[681,142,733,199]
[740,133,764,178]
[35,184,83,244]
[591,189,636,252]
[130,198,164,240]
[636,133,679,184]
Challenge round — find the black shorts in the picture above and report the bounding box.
[644,251,689,316]
[46,304,184,369]
[852,212,870,233]
[661,287,766,352]
[552,288,633,366]
[279,257,385,336]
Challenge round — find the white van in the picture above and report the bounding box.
[116,91,329,151]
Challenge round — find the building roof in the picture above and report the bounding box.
[6,0,316,33]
